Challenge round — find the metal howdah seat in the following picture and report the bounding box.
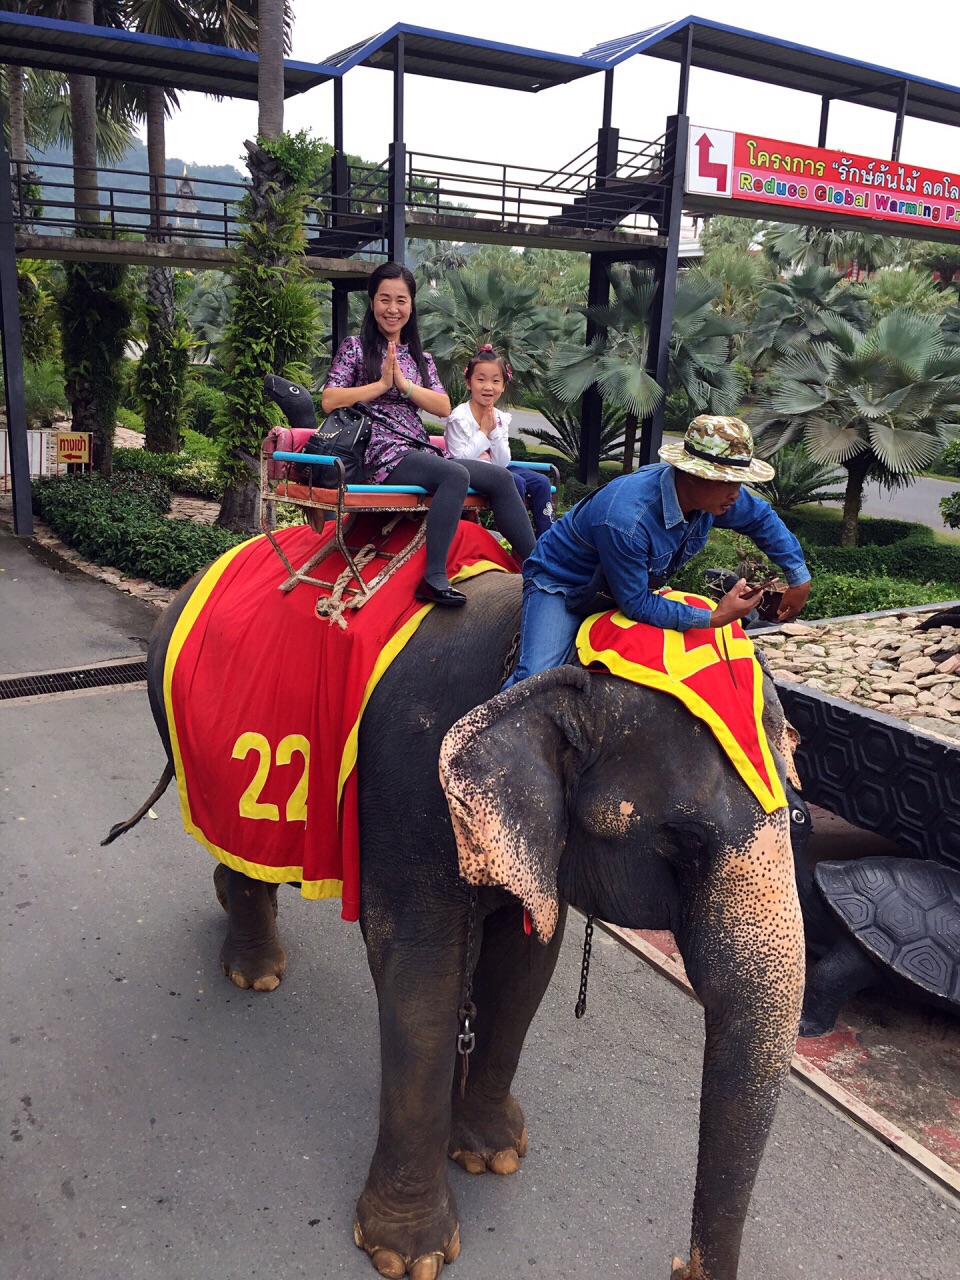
[259,426,558,603]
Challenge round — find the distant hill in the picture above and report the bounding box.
[29,139,248,236]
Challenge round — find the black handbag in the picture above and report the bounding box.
[301,402,374,486]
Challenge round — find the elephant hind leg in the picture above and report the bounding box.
[217,866,286,992]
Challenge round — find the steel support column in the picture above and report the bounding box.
[331,283,350,351]
[639,114,689,469]
[892,81,909,161]
[331,77,349,228]
[387,35,406,265]
[676,24,694,116]
[0,143,32,536]
[578,252,611,485]
[818,96,830,148]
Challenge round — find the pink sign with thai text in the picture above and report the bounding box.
[686,125,960,232]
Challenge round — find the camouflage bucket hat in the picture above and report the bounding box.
[659,415,775,483]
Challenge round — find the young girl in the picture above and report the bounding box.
[322,265,535,607]
[443,346,553,538]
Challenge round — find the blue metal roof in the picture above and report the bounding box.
[0,9,334,99]
[322,23,603,92]
[582,16,960,127]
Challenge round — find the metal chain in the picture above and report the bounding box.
[574,914,594,1020]
[457,888,479,1097]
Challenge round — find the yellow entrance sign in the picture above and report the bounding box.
[56,432,91,465]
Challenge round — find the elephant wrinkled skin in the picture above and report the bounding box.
[143,569,803,1280]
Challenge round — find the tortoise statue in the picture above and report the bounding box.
[786,785,960,1036]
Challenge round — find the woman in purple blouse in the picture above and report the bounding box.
[322,262,535,606]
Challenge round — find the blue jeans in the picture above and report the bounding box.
[510,468,554,538]
[502,575,581,688]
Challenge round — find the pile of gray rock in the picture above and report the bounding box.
[759,612,960,743]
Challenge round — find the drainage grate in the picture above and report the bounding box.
[0,659,149,701]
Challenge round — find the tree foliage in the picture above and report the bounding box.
[753,308,960,545]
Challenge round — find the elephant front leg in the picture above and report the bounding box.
[673,818,804,1280]
[356,931,465,1280]
[449,899,566,1176]
[216,865,286,992]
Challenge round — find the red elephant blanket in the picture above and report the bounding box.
[163,518,517,920]
[576,592,787,814]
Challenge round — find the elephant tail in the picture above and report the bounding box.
[101,762,175,846]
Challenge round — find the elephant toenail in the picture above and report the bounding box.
[353,1221,364,1249]
[410,1250,445,1280]
[488,1148,520,1175]
[451,1148,486,1175]
[445,1226,461,1263]
[371,1247,406,1279]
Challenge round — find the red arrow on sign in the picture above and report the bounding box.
[695,132,728,189]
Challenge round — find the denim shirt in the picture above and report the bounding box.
[525,463,811,631]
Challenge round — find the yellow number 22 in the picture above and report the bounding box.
[232,732,310,823]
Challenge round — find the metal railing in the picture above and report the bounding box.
[11,132,670,255]
[11,158,248,246]
[405,145,666,232]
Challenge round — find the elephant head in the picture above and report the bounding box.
[440,663,804,1280]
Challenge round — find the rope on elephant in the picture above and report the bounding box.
[316,542,381,629]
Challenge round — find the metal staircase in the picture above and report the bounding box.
[547,135,667,231]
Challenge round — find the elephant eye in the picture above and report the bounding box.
[791,808,806,824]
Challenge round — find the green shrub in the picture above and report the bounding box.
[31,472,239,587]
[181,428,219,462]
[805,539,960,583]
[22,358,67,428]
[112,447,174,483]
[126,520,242,587]
[782,509,935,548]
[933,439,960,477]
[171,458,223,499]
[116,406,144,434]
[942,490,960,529]
[185,382,227,438]
[803,573,950,619]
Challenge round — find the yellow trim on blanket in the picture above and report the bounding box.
[335,558,510,807]
[165,545,510,896]
[577,603,786,815]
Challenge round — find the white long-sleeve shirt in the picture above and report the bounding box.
[442,402,512,467]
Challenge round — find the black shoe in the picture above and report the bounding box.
[415,578,467,607]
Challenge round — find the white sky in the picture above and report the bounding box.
[161,0,960,176]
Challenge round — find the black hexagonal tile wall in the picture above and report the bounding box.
[776,683,960,872]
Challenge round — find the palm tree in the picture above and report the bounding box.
[864,266,954,317]
[418,269,563,406]
[695,246,772,326]
[548,265,741,472]
[523,392,626,466]
[256,0,285,139]
[743,265,869,367]
[753,309,960,545]
[749,443,845,512]
[762,223,896,277]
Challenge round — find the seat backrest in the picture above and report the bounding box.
[263,425,317,481]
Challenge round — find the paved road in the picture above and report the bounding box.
[832,474,956,535]
[2,530,958,1280]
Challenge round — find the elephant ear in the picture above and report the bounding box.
[439,666,594,945]
[757,661,803,791]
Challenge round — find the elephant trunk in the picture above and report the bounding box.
[675,812,804,1280]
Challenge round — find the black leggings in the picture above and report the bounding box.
[387,451,537,589]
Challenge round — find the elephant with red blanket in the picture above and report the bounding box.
[125,568,803,1280]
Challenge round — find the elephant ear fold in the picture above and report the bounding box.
[440,667,593,945]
